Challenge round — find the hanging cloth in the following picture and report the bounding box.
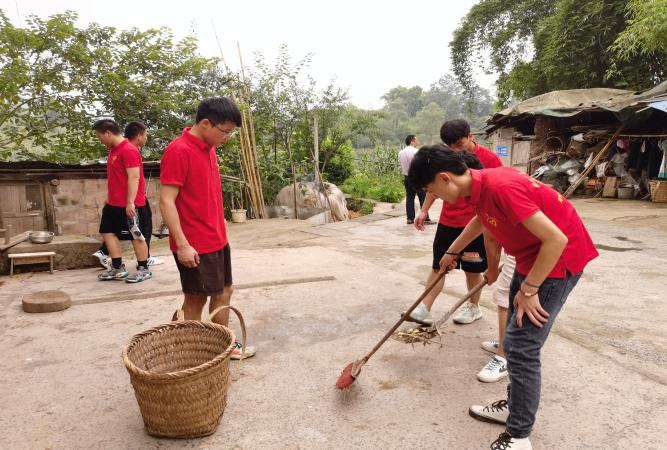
[659,140,667,180]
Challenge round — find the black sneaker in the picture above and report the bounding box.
[407,219,414,224]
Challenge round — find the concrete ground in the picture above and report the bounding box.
[0,198,666,449]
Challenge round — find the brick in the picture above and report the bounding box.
[87,222,100,236]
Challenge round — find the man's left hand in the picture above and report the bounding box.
[126,204,136,217]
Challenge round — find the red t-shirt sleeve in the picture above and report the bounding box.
[495,183,540,226]
[121,148,142,169]
[160,148,188,186]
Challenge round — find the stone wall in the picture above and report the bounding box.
[50,178,162,237]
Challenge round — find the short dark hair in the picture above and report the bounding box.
[195,97,242,126]
[440,119,471,145]
[407,144,482,190]
[124,121,147,139]
[92,119,121,135]
[405,134,416,146]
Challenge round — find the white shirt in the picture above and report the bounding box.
[398,145,418,176]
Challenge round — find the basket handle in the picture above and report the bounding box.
[210,305,248,362]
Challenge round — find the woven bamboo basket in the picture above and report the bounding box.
[122,306,246,438]
[650,180,667,203]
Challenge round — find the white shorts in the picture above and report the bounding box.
[492,254,516,309]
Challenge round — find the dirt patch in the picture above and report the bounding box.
[378,380,400,390]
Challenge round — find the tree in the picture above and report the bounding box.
[0,10,98,161]
[607,0,667,83]
[406,102,445,144]
[376,75,494,145]
[450,0,667,107]
[0,9,231,162]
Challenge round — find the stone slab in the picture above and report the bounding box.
[22,290,71,313]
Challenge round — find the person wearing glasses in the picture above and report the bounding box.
[160,97,255,360]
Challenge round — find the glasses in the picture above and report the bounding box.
[213,124,238,138]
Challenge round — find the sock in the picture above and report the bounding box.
[137,260,148,270]
[112,257,122,269]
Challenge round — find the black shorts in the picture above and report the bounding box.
[432,224,487,273]
[174,245,232,296]
[99,203,152,242]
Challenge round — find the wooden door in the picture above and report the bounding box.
[0,183,47,234]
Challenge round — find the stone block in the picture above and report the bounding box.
[0,235,102,274]
[84,207,100,222]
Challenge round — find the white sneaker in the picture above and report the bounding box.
[469,400,509,425]
[477,356,509,383]
[147,256,164,266]
[404,303,434,326]
[92,250,110,269]
[490,432,532,450]
[453,302,483,324]
[482,340,499,353]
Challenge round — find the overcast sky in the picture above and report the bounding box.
[1,0,495,109]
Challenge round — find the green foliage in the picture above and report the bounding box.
[0,9,229,162]
[345,197,376,216]
[341,146,405,203]
[607,0,667,82]
[321,140,354,185]
[341,173,404,203]
[451,0,667,106]
[377,75,493,145]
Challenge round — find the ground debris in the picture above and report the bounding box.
[391,326,444,347]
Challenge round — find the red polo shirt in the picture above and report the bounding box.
[439,142,502,227]
[106,139,146,207]
[469,167,598,278]
[160,128,227,254]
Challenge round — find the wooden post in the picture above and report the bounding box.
[564,125,624,198]
[313,111,319,184]
[287,135,299,220]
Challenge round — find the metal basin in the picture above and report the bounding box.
[29,231,55,244]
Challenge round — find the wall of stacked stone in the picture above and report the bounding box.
[51,178,163,237]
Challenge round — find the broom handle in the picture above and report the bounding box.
[363,271,446,362]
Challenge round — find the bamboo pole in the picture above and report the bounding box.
[236,43,265,217]
[564,124,624,198]
[239,108,260,217]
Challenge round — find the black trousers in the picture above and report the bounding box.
[404,176,426,220]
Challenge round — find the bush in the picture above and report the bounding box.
[346,197,376,215]
[340,146,405,203]
[341,173,404,203]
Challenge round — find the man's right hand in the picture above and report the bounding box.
[414,211,428,231]
[177,245,200,268]
[484,266,500,285]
